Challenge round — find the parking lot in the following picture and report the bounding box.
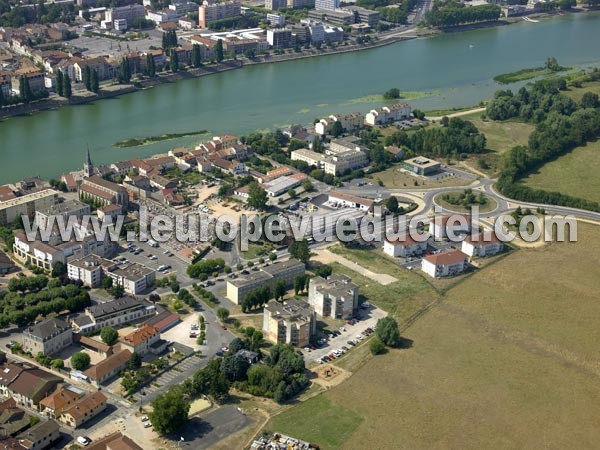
[113,238,190,281]
[302,303,387,363]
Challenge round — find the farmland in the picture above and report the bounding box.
[267,223,600,449]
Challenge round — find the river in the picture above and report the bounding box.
[0,11,599,183]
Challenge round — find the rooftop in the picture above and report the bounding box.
[265,299,314,323]
[109,262,154,281]
[404,157,441,169]
[62,391,107,420]
[24,318,71,340]
[83,349,132,381]
[120,324,159,347]
[423,249,468,266]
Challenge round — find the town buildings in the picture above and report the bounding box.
[14,418,61,450]
[39,386,83,419]
[226,259,305,304]
[22,318,73,356]
[34,199,90,230]
[365,103,411,126]
[84,432,144,450]
[79,176,129,208]
[429,215,471,240]
[315,0,340,11]
[263,299,316,347]
[59,391,107,428]
[104,4,146,29]
[1,364,62,408]
[421,249,468,278]
[67,255,117,288]
[0,189,58,227]
[308,274,359,320]
[328,191,375,213]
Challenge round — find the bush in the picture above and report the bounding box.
[100,327,119,346]
[370,337,386,355]
[71,352,91,371]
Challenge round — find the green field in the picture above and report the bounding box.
[565,80,600,103]
[521,140,600,204]
[267,224,600,449]
[493,67,554,84]
[465,115,534,154]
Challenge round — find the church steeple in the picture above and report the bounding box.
[84,145,94,178]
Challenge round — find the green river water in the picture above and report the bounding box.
[0,11,599,183]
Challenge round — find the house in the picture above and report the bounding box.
[212,158,245,176]
[308,274,359,320]
[107,262,156,295]
[263,299,316,348]
[227,259,305,305]
[236,349,259,365]
[71,297,156,334]
[84,432,143,450]
[22,318,73,356]
[59,391,107,428]
[145,309,180,333]
[429,215,471,240]
[119,324,167,356]
[67,254,117,288]
[421,249,468,278]
[97,204,122,222]
[461,233,504,257]
[15,419,60,450]
[383,234,428,258]
[39,386,83,419]
[83,349,131,387]
[0,397,31,437]
[384,145,405,160]
[328,191,375,213]
[77,336,113,358]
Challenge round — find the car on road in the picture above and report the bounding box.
[144,422,152,428]
[77,436,91,446]
[141,416,149,422]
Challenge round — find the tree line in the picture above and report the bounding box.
[425,1,501,27]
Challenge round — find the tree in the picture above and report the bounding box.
[217,307,230,322]
[386,196,399,213]
[545,56,561,71]
[149,389,190,436]
[289,240,310,263]
[0,85,4,107]
[215,39,224,62]
[90,69,99,93]
[269,253,277,262]
[383,88,400,100]
[119,57,131,83]
[331,120,343,137]
[145,53,156,77]
[221,354,249,382]
[19,76,32,103]
[83,65,91,91]
[71,352,91,371]
[247,182,268,210]
[170,49,179,73]
[314,264,332,278]
[51,359,64,370]
[370,336,386,355]
[412,109,425,120]
[581,92,599,109]
[375,317,401,347]
[192,44,202,68]
[62,73,72,99]
[102,276,113,290]
[100,326,119,346]
[55,70,63,97]
[129,351,142,369]
[51,261,66,278]
[274,279,286,301]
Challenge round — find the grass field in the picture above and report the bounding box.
[267,223,600,449]
[465,115,534,154]
[521,140,600,204]
[564,80,600,103]
[493,67,560,84]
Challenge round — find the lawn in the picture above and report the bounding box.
[520,140,600,204]
[267,223,600,449]
[267,395,363,450]
[370,164,471,189]
[465,115,534,155]
[434,191,498,214]
[564,80,600,104]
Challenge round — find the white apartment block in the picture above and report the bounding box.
[107,262,156,295]
[315,0,340,10]
[67,254,117,288]
[308,274,359,320]
[461,233,504,257]
[429,215,472,240]
[198,0,241,28]
[365,103,412,126]
[383,234,428,258]
[0,189,59,227]
[421,250,468,278]
[105,4,146,28]
[263,299,316,347]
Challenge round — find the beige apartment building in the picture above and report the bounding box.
[23,318,73,356]
[263,299,316,347]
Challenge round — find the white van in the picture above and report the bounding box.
[148,239,159,248]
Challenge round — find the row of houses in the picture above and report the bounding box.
[313,104,412,136]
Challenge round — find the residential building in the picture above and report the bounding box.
[11,70,46,96]
[15,419,61,450]
[198,0,242,28]
[146,9,178,24]
[119,324,167,356]
[315,113,363,136]
[290,149,326,167]
[265,0,286,9]
[22,318,73,356]
[267,28,293,48]
[421,249,468,278]
[365,103,411,126]
[0,397,31,437]
[461,233,504,257]
[71,297,156,334]
[226,259,305,304]
[263,299,316,347]
[39,386,83,419]
[67,255,117,288]
[315,0,339,11]
[383,234,428,258]
[308,274,359,319]
[308,9,354,26]
[83,349,132,387]
[79,176,129,208]
[403,157,441,176]
[0,189,58,227]
[107,262,155,295]
[59,391,107,428]
[328,191,375,213]
[384,145,405,160]
[84,432,144,450]
[266,13,285,26]
[344,5,380,25]
[236,349,259,364]
[429,215,471,240]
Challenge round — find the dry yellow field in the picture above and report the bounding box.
[267,223,600,450]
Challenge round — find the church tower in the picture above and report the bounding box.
[84,146,94,178]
